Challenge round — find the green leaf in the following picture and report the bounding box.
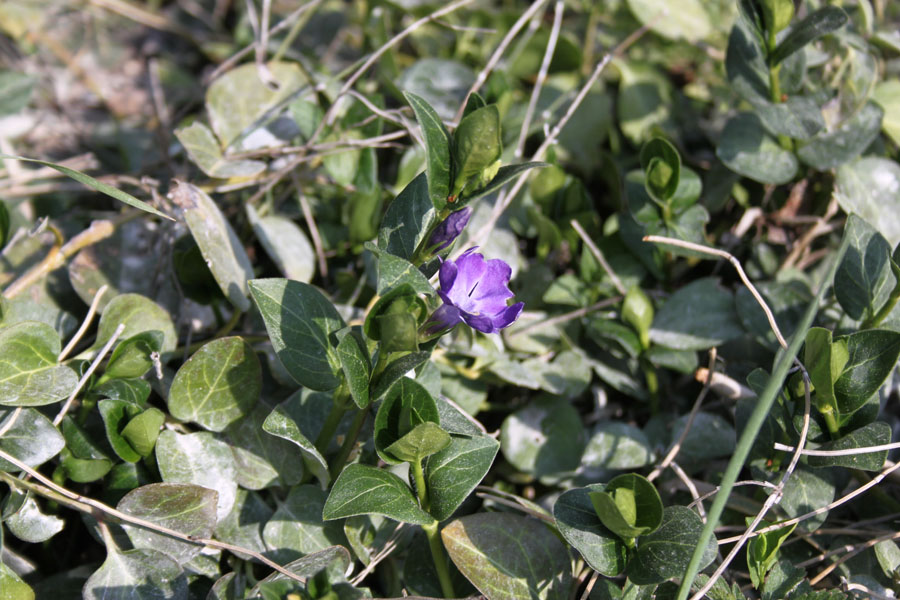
[172,181,254,312]
[222,404,304,489]
[155,430,237,521]
[873,79,900,146]
[835,157,900,247]
[98,399,143,463]
[500,397,585,479]
[105,332,162,380]
[780,465,835,532]
[249,547,352,596]
[649,278,744,350]
[399,59,475,122]
[754,96,825,140]
[214,488,271,558]
[627,506,717,585]
[834,215,894,321]
[206,61,306,148]
[336,329,371,409]
[0,407,64,473]
[770,7,849,65]
[322,464,434,525]
[747,521,796,589]
[117,483,218,565]
[796,102,883,170]
[622,286,654,349]
[462,162,547,204]
[804,327,847,414]
[95,293,177,355]
[717,113,798,185]
[808,421,892,471]
[378,173,436,261]
[425,433,499,522]
[249,278,346,391]
[589,474,663,541]
[875,539,900,580]
[385,421,450,464]
[377,253,434,296]
[370,352,432,402]
[121,408,165,458]
[582,422,654,470]
[0,71,33,116]
[83,547,187,600]
[167,337,261,432]
[404,91,453,211]
[639,138,681,205]
[0,321,77,406]
[626,0,711,42]
[670,411,736,464]
[762,0,794,34]
[262,485,348,566]
[374,377,440,465]
[5,494,64,543]
[442,512,572,600]
[0,154,172,220]
[0,562,34,600]
[452,105,501,196]
[553,485,628,576]
[262,400,330,487]
[248,211,315,283]
[0,201,10,252]
[174,122,265,179]
[833,329,900,415]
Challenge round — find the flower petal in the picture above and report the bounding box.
[425,303,463,335]
[461,310,496,333]
[439,258,458,293]
[491,302,524,330]
[446,248,486,306]
[469,258,514,313]
[428,207,471,251]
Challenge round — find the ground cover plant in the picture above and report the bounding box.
[1,0,900,598]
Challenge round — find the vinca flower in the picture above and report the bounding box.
[427,247,524,334]
[428,207,471,251]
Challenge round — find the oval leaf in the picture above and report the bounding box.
[322,464,434,525]
[0,321,76,406]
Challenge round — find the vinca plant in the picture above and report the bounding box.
[1,0,900,599]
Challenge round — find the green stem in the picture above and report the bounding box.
[640,359,659,415]
[412,459,429,511]
[821,406,841,439]
[861,278,900,329]
[422,519,455,598]
[315,401,349,456]
[328,407,368,479]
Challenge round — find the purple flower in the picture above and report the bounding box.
[428,207,471,251]
[427,247,524,334]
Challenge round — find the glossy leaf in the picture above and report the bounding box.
[0,321,77,406]
[796,102,883,170]
[835,157,900,247]
[770,7,849,65]
[717,113,798,185]
[83,547,187,600]
[174,122,265,179]
[5,494,64,543]
[582,422,654,470]
[589,474,663,541]
[322,464,434,525]
[553,485,628,576]
[808,421,892,471]
[249,211,316,283]
[262,400,330,487]
[833,329,900,415]
[404,91,453,211]
[442,512,572,600]
[95,293,177,354]
[98,399,144,463]
[167,337,260,432]
[262,485,347,565]
[249,278,345,391]
[650,278,743,350]
[155,430,237,521]
[117,483,218,565]
[378,173,436,261]
[780,466,836,532]
[172,181,254,312]
[223,404,304,489]
[627,506,717,585]
[374,377,440,465]
[500,397,584,479]
[425,433,499,522]
[453,104,501,195]
[121,408,165,458]
[336,329,371,409]
[105,332,162,380]
[377,252,434,296]
[834,215,894,321]
[385,421,450,464]
[639,137,681,204]
[370,352,432,403]
[626,0,711,42]
[462,162,547,204]
[804,327,847,414]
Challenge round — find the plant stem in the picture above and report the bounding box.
[821,406,841,439]
[766,30,793,151]
[315,402,349,456]
[412,459,454,597]
[640,359,659,415]
[861,278,900,329]
[422,520,455,599]
[328,407,368,479]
